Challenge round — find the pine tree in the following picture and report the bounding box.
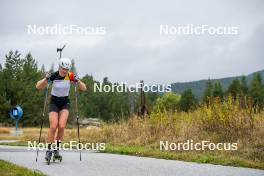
[241,76,248,96]
[179,89,197,112]
[226,79,241,99]
[0,64,10,123]
[3,50,23,105]
[213,82,224,100]
[19,53,43,125]
[203,79,213,104]
[248,73,264,110]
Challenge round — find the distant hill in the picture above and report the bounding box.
[171,69,264,99]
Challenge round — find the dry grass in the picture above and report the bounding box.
[0,97,264,169]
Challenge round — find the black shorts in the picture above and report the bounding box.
[48,95,70,113]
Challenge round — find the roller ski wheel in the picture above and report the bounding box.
[53,150,62,162]
[45,150,53,165]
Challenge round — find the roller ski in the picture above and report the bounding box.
[45,150,53,165]
[53,150,62,162]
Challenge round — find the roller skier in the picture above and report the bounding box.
[36,57,87,164]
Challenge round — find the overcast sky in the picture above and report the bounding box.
[0,0,263,84]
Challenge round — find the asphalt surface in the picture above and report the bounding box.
[0,145,263,176]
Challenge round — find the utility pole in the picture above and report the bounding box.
[138,80,149,117]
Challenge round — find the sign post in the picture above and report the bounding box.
[9,105,23,136]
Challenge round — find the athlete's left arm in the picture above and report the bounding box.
[76,80,87,91]
[70,72,87,91]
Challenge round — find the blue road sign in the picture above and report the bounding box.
[9,106,23,130]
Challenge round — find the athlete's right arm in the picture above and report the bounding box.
[36,78,48,90]
[36,72,54,90]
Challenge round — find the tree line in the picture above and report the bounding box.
[156,74,264,113]
[0,51,263,126]
[0,51,158,125]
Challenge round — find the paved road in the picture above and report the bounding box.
[0,145,263,176]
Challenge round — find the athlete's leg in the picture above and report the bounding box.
[56,109,69,141]
[47,112,59,143]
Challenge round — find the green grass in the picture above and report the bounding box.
[1,141,263,170]
[0,141,28,146]
[101,143,264,170]
[0,160,45,176]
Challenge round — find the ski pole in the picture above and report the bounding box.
[36,83,49,162]
[74,82,82,161]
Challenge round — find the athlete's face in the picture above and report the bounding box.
[59,67,69,77]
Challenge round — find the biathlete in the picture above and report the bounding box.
[36,58,87,163]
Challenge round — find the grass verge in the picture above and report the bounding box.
[1,140,264,170]
[101,143,264,170]
[0,160,45,176]
[0,124,263,170]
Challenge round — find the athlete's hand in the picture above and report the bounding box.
[45,72,51,81]
[73,74,79,83]
[45,72,57,82]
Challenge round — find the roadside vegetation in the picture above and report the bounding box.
[0,160,45,176]
[0,51,264,169]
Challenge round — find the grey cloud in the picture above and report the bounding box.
[0,0,263,84]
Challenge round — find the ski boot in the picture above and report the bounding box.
[45,150,53,165]
[53,150,62,162]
